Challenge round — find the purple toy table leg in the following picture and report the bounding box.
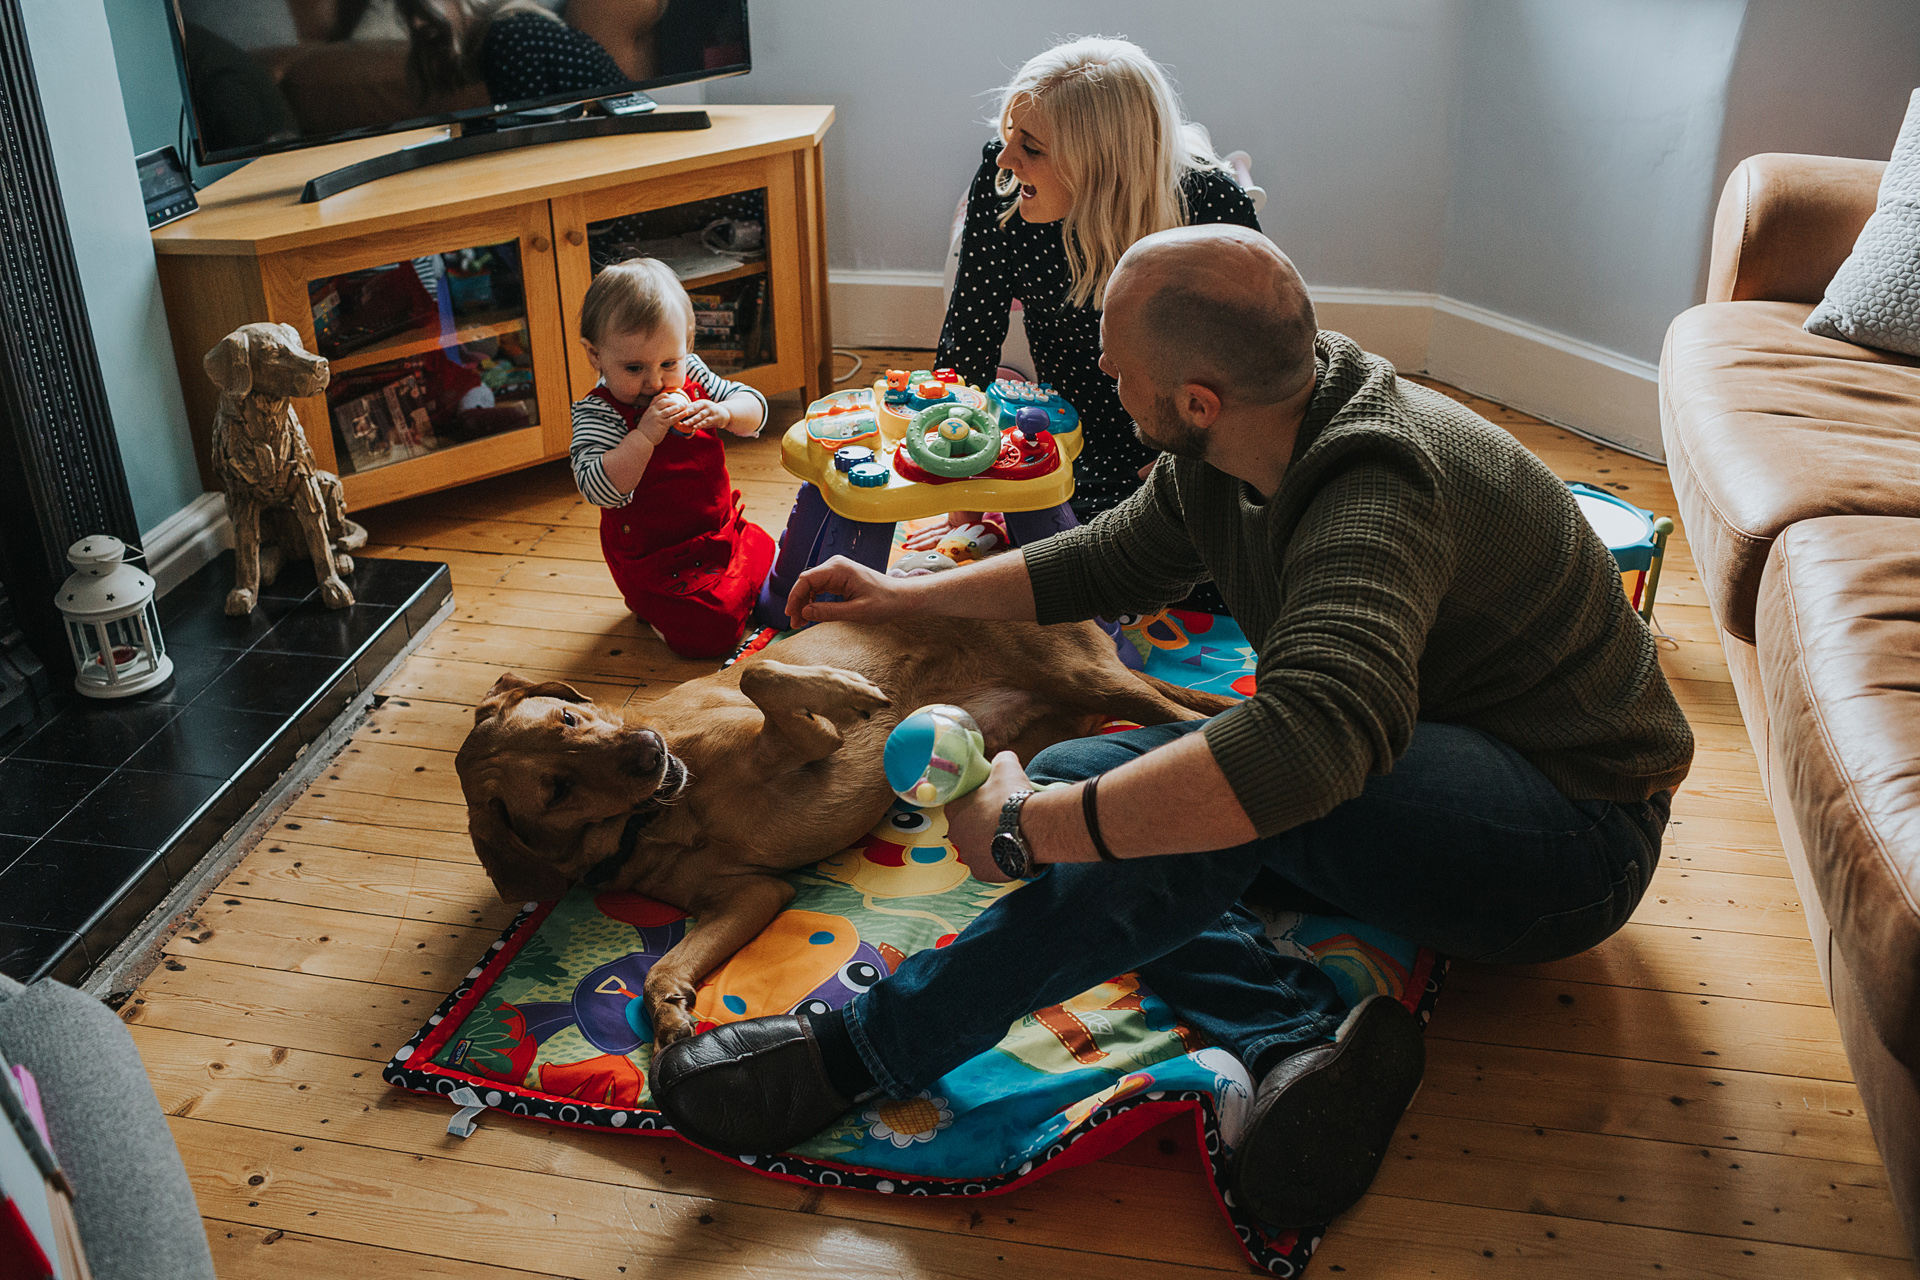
[811,512,895,576]
[753,485,895,629]
[754,484,832,629]
[1001,502,1079,546]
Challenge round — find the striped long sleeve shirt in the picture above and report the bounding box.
[569,354,768,508]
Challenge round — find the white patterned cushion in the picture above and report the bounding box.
[1805,88,1920,356]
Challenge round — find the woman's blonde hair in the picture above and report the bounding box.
[994,37,1224,309]
[579,258,693,347]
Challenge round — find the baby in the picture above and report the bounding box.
[570,258,774,657]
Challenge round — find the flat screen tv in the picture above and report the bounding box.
[169,0,749,166]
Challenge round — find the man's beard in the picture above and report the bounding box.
[1132,391,1209,461]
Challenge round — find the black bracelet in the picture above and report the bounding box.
[1082,775,1119,863]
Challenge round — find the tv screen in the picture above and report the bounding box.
[171,0,750,165]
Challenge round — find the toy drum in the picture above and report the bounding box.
[1568,482,1673,624]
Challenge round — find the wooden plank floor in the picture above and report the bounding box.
[124,352,1914,1278]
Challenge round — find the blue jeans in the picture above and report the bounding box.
[842,719,1669,1095]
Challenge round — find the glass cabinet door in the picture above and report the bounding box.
[553,157,808,407]
[583,188,775,381]
[307,239,541,476]
[262,202,568,509]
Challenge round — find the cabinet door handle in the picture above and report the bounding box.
[565,228,585,246]
[530,235,552,253]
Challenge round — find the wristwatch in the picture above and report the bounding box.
[990,789,1042,880]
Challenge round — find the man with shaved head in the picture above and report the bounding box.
[657,225,1694,1229]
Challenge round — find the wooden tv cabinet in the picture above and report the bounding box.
[152,104,834,511]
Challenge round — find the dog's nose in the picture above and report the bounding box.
[627,729,662,776]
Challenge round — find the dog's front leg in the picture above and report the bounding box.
[643,873,797,1049]
[226,491,263,616]
[294,477,356,609]
[740,660,891,766]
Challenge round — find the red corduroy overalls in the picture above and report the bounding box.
[589,383,775,657]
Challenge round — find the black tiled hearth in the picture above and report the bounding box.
[0,551,449,984]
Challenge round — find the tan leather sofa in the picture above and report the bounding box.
[1661,152,1920,1258]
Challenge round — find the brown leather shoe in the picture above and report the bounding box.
[1228,994,1425,1227]
[652,1014,854,1154]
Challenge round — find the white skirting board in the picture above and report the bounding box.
[142,490,232,598]
[827,271,1666,462]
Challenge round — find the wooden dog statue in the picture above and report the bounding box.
[204,322,368,616]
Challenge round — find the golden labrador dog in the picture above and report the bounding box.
[457,615,1232,1047]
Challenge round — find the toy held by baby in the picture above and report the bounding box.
[656,390,701,436]
[884,704,992,809]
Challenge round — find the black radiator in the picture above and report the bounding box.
[0,0,143,714]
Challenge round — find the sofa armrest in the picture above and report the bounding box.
[1706,153,1885,305]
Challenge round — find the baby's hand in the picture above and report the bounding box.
[671,398,731,435]
[636,391,691,444]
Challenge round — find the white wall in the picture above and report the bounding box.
[707,0,1463,291]
[708,0,1917,458]
[20,0,206,542]
[1714,0,1920,195]
[1439,0,1746,367]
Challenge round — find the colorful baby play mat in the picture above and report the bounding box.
[385,610,1448,1276]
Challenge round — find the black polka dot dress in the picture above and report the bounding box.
[937,140,1262,524]
[481,13,627,104]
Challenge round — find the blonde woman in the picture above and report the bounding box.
[937,37,1260,530]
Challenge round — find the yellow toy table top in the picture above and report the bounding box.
[781,376,1083,522]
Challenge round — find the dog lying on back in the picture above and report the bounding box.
[456,615,1233,1048]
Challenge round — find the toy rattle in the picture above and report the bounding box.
[657,390,701,436]
[885,703,992,808]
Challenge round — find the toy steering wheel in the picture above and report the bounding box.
[903,403,1002,478]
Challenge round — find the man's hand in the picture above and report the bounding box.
[785,556,913,627]
[947,751,1033,884]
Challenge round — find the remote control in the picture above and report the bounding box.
[597,92,658,117]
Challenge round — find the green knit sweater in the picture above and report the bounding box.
[1022,331,1695,837]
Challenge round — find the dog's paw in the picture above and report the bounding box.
[822,670,890,718]
[319,579,355,610]
[333,553,355,577]
[224,588,256,616]
[652,1005,699,1049]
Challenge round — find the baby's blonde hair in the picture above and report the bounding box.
[579,258,693,347]
[994,37,1224,310]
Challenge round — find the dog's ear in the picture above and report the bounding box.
[204,330,251,396]
[474,672,534,726]
[469,797,572,903]
[523,680,591,705]
[473,672,590,727]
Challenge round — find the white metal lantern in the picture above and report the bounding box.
[54,535,172,698]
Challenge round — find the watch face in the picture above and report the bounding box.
[990,832,1030,880]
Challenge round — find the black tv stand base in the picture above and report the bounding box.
[301,110,712,203]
